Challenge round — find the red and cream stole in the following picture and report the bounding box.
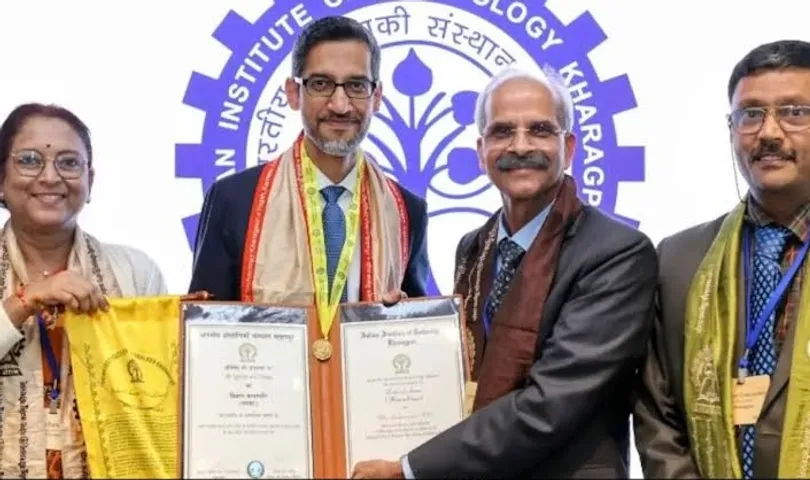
[240,133,410,304]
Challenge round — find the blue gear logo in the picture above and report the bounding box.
[176,0,645,295]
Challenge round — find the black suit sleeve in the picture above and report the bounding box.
[406,233,657,477]
[400,196,429,298]
[632,238,701,478]
[188,182,239,300]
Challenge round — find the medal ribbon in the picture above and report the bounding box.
[297,142,365,341]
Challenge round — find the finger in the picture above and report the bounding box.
[67,294,81,312]
[74,291,92,314]
[84,292,100,315]
[70,283,95,314]
[86,286,106,314]
[70,280,102,314]
[51,291,75,309]
[381,292,400,307]
[99,294,110,312]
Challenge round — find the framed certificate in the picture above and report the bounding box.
[339,297,467,471]
[179,302,315,479]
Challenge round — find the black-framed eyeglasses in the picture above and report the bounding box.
[728,105,810,134]
[296,75,376,99]
[8,149,88,179]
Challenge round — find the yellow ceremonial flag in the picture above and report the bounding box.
[63,296,181,479]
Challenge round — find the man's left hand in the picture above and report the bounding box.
[352,460,404,479]
[381,289,408,306]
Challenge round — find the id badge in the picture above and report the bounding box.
[45,411,63,451]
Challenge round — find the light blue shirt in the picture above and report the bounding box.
[494,201,553,273]
[401,201,553,479]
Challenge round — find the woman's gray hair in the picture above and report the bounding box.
[474,65,574,134]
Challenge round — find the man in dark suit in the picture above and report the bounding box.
[634,40,810,479]
[188,16,428,305]
[351,64,657,478]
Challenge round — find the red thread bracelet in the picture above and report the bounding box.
[15,284,29,311]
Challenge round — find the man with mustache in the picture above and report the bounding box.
[634,40,810,479]
[351,66,657,478]
[188,17,429,333]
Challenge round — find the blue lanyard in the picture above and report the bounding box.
[38,314,61,404]
[739,226,810,381]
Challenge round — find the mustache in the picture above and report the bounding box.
[319,114,360,123]
[495,152,551,171]
[751,144,796,162]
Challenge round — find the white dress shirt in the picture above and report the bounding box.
[314,162,362,302]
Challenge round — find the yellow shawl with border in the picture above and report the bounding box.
[684,203,810,478]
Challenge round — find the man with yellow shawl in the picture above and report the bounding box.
[634,40,810,479]
[188,16,429,351]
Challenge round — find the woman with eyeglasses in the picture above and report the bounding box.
[0,103,167,478]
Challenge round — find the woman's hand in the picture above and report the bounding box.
[27,271,109,314]
[4,271,110,326]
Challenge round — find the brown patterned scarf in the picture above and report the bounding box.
[454,175,582,410]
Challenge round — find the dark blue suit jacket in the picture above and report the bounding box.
[188,163,430,300]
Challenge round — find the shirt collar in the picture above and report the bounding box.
[314,159,359,194]
[745,194,810,243]
[496,201,554,252]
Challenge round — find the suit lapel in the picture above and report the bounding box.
[760,302,796,417]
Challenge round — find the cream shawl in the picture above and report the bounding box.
[0,222,166,478]
[243,133,409,304]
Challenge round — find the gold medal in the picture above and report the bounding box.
[312,338,332,361]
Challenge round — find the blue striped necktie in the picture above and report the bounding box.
[321,186,347,302]
[741,224,790,479]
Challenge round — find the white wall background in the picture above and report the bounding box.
[2,1,809,477]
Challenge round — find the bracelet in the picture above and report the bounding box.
[15,284,30,311]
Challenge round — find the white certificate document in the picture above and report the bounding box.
[183,322,313,479]
[341,316,465,468]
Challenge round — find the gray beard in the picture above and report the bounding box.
[305,119,370,157]
[319,138,356,156]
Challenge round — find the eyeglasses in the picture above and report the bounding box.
[296,75,376,99]
[728,105,810,134]
[9,149,87,179]
[484,122,568,144]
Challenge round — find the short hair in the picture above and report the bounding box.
[728,40,810,102]
[0,103,93,171]
[475,66,574,135]
[291,16,381,80]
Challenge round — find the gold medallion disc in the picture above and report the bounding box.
[312,338,332,361]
